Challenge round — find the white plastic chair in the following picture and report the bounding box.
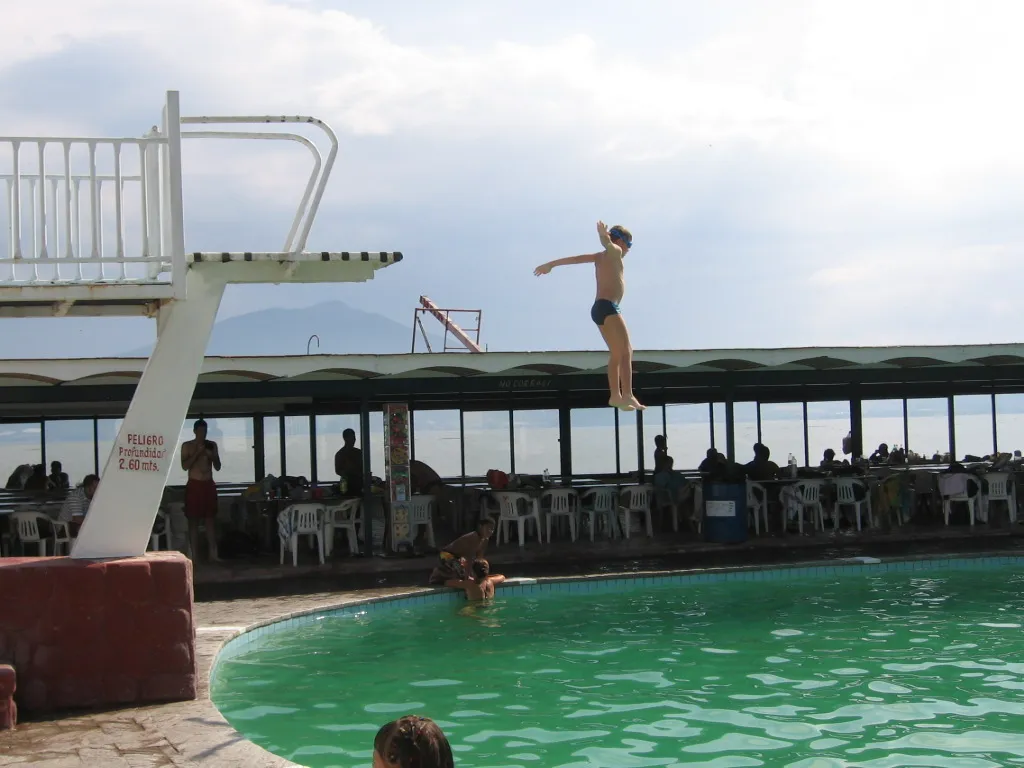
[580,486,619,541]
[980,472,1017,524]
[49,519,74,555]
[619,485,654,538]
[783,481,825,534]
[939,473,978,527]
[150,510,172,551]
[542,489,579,542]
[493,492,542,547]
[746,481,769,535]
[12,512,49,556]
[324,499,363,556]
[278,503,325,566]
[405,495,437,550]
[835,478,873,531]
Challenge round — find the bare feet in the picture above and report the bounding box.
[628,395,646,411]
[609,396,635,411]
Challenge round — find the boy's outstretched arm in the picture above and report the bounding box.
[534,252,600,276]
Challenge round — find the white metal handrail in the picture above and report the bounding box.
[180,115,338,253]
[1,136,168,282]
[180,130,322,254]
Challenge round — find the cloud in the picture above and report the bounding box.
[4,0,1024,354]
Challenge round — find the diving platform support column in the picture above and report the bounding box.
[71,269,225,559]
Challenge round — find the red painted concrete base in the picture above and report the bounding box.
[0,552,196,715]
[0,664,15,729]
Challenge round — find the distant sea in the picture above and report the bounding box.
[5,398,1024,486]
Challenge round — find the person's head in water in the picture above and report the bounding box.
[608,225,632,254]
[343,428,356,447]
[476,518,495,538]
[471,559,490,581]
[373,716,453,768]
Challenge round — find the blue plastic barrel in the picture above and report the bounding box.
[702,482,749,543]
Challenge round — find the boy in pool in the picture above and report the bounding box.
[534,221,643,411]
[428,518,495,585]
[446,558,506,601]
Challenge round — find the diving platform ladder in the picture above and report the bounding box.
[0,90,403,558]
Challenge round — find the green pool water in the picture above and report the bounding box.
[212,564,1024,767]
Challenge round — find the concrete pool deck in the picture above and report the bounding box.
[2,527,1024,767]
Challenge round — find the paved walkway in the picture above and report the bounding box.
[0,588,418,767]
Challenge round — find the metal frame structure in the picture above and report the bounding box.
[411,295,483,353]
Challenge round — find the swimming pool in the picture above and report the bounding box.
[212,557,1024,767]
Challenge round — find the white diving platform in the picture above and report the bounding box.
[0,91,404,558]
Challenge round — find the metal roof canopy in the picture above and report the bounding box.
[2,343,1024,420]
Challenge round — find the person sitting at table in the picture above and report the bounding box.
[652,435,687,495]
[47,461,70,491]
[870,443,890,464]
[428,518,495,585]
[334,428,364,496]
[820,448,842,471]
[58,474,99,534]
[698,448,726,474]
[745,443,780,482]
[22,464,49,492]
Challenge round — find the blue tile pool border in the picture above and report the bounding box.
[209,552,1024,677]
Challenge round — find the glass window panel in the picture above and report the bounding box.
[571,408,616,477]
[43,419,95,483]
[283,415,312,480]
[995,394,1024,456]
[315,414,360,484]
[263,416,282,478]
[861,399,904,460]
[412,410,461,478]
[618,410,639,474]
[463,411,511,477]
[664,404,711,470]
[96,418,123,476]
[201,418,254,484]
[512,410,559,476]
[0,422,42,486]
[907,398,949,460]
[806,401,850,466]
[732,402,759,464]
[758,403,805,467]
[641,406,666,473]
[711,403,727,453]
[953,395,994,460]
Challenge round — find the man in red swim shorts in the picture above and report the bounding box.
[181,418,222,562]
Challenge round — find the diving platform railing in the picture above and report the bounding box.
[0,90,403,558]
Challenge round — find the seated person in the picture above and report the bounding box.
[58,474,100,533]
[652,435,687,496]
[870,443,890,464]
[428,518,495,585]
[373,715,454,768]
[820,448,842,471]
[22,464,49,492]
[47,461,70,490]
[445,558,506,601]
[745,443,780,482]
[698,448,726,474]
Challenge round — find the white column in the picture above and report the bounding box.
[71,268,225,559]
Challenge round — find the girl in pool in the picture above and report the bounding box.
[373,715,453,768]
[446,558,506,601]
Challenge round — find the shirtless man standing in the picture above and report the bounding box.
[534,221,643,411]
[180,418,222,563]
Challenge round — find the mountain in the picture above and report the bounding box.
[0,301,438,359]
[126,301,437,357]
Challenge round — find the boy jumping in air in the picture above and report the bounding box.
[534,221,643,411]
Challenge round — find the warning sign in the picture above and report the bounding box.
[116,432,169,473]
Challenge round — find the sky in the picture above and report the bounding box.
[3,0,1024,353]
